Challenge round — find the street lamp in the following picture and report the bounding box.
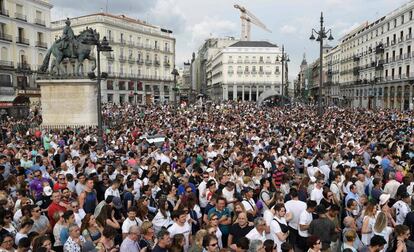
[83,34,112,150]
[277,45,289,106]
[309,12,334,116]
[171,67,179,112]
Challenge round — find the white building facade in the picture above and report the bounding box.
[51,13,175,105]
[0,0,52,103]
[338,1,414,110]
[206,41,284,102]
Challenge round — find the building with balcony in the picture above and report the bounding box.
[51,13,175,104]
[0,0,52,106]
[337,1,414,110]
[323,45,341,106]
[206,41,285,102]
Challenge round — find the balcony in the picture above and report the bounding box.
[0,60,14,69]
[251,60,257,64]
[391,40,396,45]
[137,59,144,65]
[353,67,359,76]
[108,37,114,44]
[35,41,47,49]
[398,37,404,43]
[251,71,257,75]
[0,33,12,42]
[236,70,243,74]
[163,48,171,53]
[164,61,170,68]
[128,56,135,64]
[258,71,264,75]
[119,39,126,46]
[275,71,280,75]
[228,70,234,74]
[145,59,152,66]
[227,60,234,64]
[266,60,271,64]
[244,60,250,64]
[353,55,360,61]
[407,33,412,40]
[16,37,29,45]
[0,8,9,17]
[119,55,126,62]
[237,60,243,63]
[404,53,411,59]
[35,18,45,26]
[244,71,250,74]
[375,45,384,54]
[15,12,27,21]
[375,60,384,71]
[17,63,31,70]
[154,60,160,67]
[265,71,272,75]
[259,60,264,64]
[128,41,134,47]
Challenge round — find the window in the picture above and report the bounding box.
[402,15,405,24]
[0,74,12,87]
[108,30,112,41]
[107,80,113,90]
[128,81,134,90]
[119,81,125,90]
[107,94,113,103]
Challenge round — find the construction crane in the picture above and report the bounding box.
[234,4,271,41]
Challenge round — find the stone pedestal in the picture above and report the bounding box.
[38,79,98,128]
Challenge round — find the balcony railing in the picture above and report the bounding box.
[137,59,144,65]
[407,33,412,40]
[119,39,126,45]
[35,41,47,48]
[237,60,243,63]
[0,60,14,69]
[244,71,250,74]
[236,70,243,74]
[391,40,396,45]
[228,60,234,64]
[16,37,29,45]
[0,33,12,42]
[145,60,152,65]
[15,12,27,21]
[228,70,234,74]
[35,18,45,26]
[154,60,160,66]
[128,56,135,64]
[128,41,134,47]
[164,61,170,67]
[107,53,115,61]
[251,71,257,74]
[0,8,9,17]
[244,60,250,63]
[398,37,404,43]
[275,71,280,75]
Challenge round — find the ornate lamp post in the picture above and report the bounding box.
[277,45,289,105]
[171,67,179,112]
[83,35,112,150]
[309,12,334,115]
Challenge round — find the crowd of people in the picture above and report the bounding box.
[0,102,413,252]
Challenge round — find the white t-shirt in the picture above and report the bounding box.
[310,187,323,205]
[393,200,411,225]
[152,211,172,233]
[74,209,86,227]
[242,198,256,212]
[168,222,191,252]
[263,209,274,240]
[284,199,307,230]
[298,210,313,238]
[104,187,120,200]
[270,216,287,252]
[246,228,266,242]
[122,218,142,234]
[198,181,208,208]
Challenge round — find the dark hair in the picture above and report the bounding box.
[128,206,138,213]
[157,228,170,240]
[236,237,249,250]
[289,188,298,198]
[263,239,275,252]
[307,200,317,209]
[63,210,74,221]
[102,226,117,239]
[202,234,218,248]
[18,237,30,249]
[274,203,285,212]
[307,235,320,249]
[280,242,293,252]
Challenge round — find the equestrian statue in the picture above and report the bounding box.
[39,18,97,76]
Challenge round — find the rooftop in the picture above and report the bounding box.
[229,41,277,48]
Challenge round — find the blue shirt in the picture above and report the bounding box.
[208,207,231,235]
[177,183,196,196]
[345,191,359,205]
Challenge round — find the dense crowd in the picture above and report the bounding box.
[0,102,413,252]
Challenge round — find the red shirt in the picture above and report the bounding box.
[48,202,66,227]
[53,183,67,191]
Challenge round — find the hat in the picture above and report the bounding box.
[43,186,53,196]
[379,194,391,206]
[370,235,387,247]
[206,168,214,173]
[315,205,327,215]
[112,197,122,209]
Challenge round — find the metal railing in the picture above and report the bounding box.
[137,59,144,65]
[35,18,45,26]
[16,37,29,45]
[0,60,13,68]
[0,33,12,42]
[35,41,47,48]
[15,12,27,21]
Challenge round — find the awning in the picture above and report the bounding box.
[0,96,15,102]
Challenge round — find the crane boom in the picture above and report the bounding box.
[234,4,271,41]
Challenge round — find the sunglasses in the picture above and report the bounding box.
[209,243,218,247]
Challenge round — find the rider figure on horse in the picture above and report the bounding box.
[61,18,76,58]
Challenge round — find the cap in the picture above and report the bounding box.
[43,186,53,196]
[112,197,122,210]
[379,193,391,206]
[400,191,410,199]
[315,204,327,215]
[206,168,214,173]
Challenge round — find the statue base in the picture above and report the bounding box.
[37,79,98,128]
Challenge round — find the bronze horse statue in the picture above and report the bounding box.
[39,28,98,76]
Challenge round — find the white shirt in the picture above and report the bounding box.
[284,199,307,230]
[246,228,266,242]
[104,187,120,200]
[384,180,401,199]
[298,210,313,238]
[270,216,287,252]
[263,209,274,240]
[198,181,208,208]
[393,200,411,225]
[74,209,86,227]
[152,211,172,233]
[242,198,256,212]
[122,217,142,234]
[310,187,323,205]
[168,222,191,252]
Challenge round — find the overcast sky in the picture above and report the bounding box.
[51,0,411,79]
